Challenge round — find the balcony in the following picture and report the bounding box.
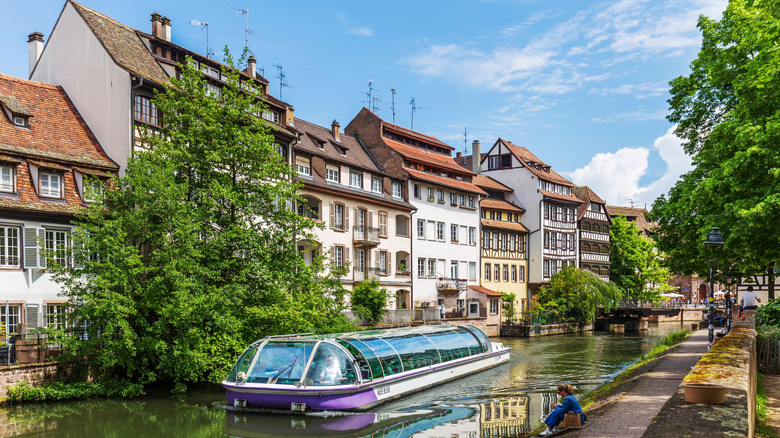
[436,278,468,292]
[353,226,380,246]
[354,267,381,282]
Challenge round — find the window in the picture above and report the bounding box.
[40,171,62,198]
[483,231,490,249]
[396,215,409,236]
[436,222,445,240]
[333,246,344,268]
[458,194,465,206]
[468,196,475,208]
[502,265,508,282]
[544,231,550,249]
[332,204,345,230]
[450,192,457,205]
[511,265,517,282]
[437,188,445,203]
[83,178,104,202]
[427,259,436,277]
[262,110,279,124]
[509,234,516,251]
[206,83,221,98]
[133,95,159,125]
[0,305,20,334]
[13,116,28,127]
[0,225,20,267]
[392,182,403,198]
[469,262,476,281]
[543,260,550,277]
[378,251,387,275]
[544,204,549,219]
[590,203,600,212]
[450,224,458,242]
[484,263,491,281]
[519,266,525,282]
[490,299,499,315]
[501,154,512,168]
[413,184,421,199]
[350,171,363,189]
[494,264,500,281]
[493,233,499,249]
[296,156,311,176]
[417,258,426,277]
[450,261,459,279]
[326,165,340,183]
[0,165,14,192]
[45,229,68,266]
[488,156,499,169]
[44,304,65,329]
[372,178,383,193]
[417,219,425,238]
[427,187,434,201]
[501,233,508,250]
[469,227,476,245]
[377,212,388,237]
[570,234,576,250]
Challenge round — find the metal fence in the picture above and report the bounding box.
[0,332,64,366]
[758,336,780,375]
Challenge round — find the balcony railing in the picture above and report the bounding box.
[353,226,380,246]
[436,278,468,291]
[354,267,381,281]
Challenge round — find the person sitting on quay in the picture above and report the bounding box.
[540,384,586,436]
[740,286,761,320]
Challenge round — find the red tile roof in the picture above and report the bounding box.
[572,186,607,219]
[404,167,486,196]
[480,198,524,212]
[384,138,473,175]
[383,122,453,150]
[468,285,503,297]
[540,190,583,204]
[481,219,530,233]
[497,138,575,187]
[472,174,512,192]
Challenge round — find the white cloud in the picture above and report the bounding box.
[337,13,374,37]
[568,126,692,207]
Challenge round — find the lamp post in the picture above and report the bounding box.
[704,227,725,350]
[725,272,734,332]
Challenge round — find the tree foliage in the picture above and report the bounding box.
[500,292,517,324]
[651,0,780,297]
[52,51,352,389]
[533,266,623,324]
[609,216,672,301]
[350,278,389,324]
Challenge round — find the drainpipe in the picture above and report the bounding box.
[409,204,416,323]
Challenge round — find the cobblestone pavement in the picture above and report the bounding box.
[557,329,709,438]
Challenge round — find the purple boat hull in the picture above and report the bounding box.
[226,386,379,411]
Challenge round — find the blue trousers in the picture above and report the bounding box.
[545,410,585,429]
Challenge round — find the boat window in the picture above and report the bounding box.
[451,328,484,356]
[384,334,441,371]
[337,339,375,380]
[226,343,261,382]
[305,342,358,386]
[425,331,473,362]
[361,338,404,376]
[341,339,384,380]
[462,325,492,353]
[245,341,316,385]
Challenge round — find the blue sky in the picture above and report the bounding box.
[1,0,728,208]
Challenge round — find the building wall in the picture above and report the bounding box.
[31,3,133,173]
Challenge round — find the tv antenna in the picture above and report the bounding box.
[463,127,468,155]
[390,88,397,124]
[363,80,374,110]
[232,7,261,55]
[409,97,427,131]
[272,64,292,99]
[189,20,214,58]
[372,96,382,115]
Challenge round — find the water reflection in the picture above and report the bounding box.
[1,323,685,437]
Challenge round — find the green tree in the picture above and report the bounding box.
[533,266,623,325]
[500,292,517,324]
[52,51,352,389]
[350,278,389,324]
[651,0,780,298]
[609,216,672,301]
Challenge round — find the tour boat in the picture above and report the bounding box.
[222,324,511,411]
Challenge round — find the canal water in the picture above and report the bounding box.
[1,323,685,437]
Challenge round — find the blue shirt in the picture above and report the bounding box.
[555,394,583,415]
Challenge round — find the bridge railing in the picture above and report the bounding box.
[612,300,726,310]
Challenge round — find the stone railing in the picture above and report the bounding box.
[644,319,756,437]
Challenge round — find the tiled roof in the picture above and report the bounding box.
[472,174,512,192]
[404,167,487,196]
[294,118,380,173]
[498,138,575,187]
[382,119,452,150]
[572,186,607,219]
[468,285,503,297]
[480,198,524,212]
[0,74,117,217]
[540,190,583,204]
[0,94,33,116]
[481,219,529,233]
[384,138,473,175]
[0,74,117,170]
[300,178,414,211]
[68,1,171,85]
[606,205,656,235]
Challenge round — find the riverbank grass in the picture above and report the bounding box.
[757,373,779,438]
[3,380,145,404]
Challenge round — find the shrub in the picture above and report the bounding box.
[350,278,389,324]
[5,380,145,403]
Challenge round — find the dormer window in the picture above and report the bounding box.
[0,164,15,192]
[13,116,28,127]
[134,95,159,126]
[84,178,104,202]
[40,171,63,198]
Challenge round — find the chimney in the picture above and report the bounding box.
[456,152,462,158]
[247,55,256,78]
[161,17,172,42]
[151,13,163,39]
[28,32,44,76]
[332,120,341,141]
[472,140,481,175]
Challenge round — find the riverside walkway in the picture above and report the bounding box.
[563,328,709,438]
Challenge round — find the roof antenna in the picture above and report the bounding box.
[231,7,261,55]
[363,80,374,110]
[409,97,427,131]
[272,64,292,99]
[189,20,213,58]
[463,127,468,155]
[390,88,397,124]
[372,96,382,115]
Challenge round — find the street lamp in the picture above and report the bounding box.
[704,227,725,349]
[725,271,735,332]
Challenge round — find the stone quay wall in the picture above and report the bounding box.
[644,320,756,438]
[501,322,593,337]
[0,362,63,399]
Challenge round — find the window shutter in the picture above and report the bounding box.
[345,207,350,231]
[329,203,335,229]
[387,252,392,274]
[26,304,39,331]
[330,245,335,264]
[368,210,373,228]
[24,227,45,269]
[345,247,350,264]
